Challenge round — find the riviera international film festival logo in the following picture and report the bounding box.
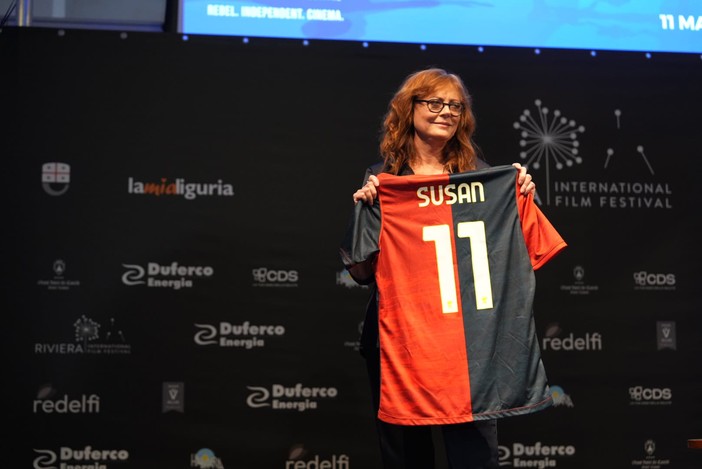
[127,176,234,200]
[34,315,131,355]
[122,261,214,290]
[513,101,673,210]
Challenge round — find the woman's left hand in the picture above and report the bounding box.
[513,163,536,196]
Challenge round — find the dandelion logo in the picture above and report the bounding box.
[74,315,100,346]
[514,99,585,204]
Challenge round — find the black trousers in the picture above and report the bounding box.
[365,348,499,469]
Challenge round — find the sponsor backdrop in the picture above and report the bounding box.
[4,27,702,468]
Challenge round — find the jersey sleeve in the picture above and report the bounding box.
[339,165,385,276]
[339,173,382,286]
[515,185,568,270]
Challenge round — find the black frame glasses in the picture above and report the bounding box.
[415,99,464,116]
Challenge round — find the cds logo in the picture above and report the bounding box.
[33,447,129,468]
[122,262,214,289]
[252,267,299,287]
[41,162,70,196]
[629,386,672,405]
[633,271,676,291]
[246,383,338,412]
[194,321,285,349]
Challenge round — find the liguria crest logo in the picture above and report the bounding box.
[42,162,70,196]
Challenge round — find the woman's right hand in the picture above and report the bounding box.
[352,174,380,204]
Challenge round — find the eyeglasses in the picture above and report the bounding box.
[415,99,464,116]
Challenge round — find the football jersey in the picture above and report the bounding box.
[345,165,566,425]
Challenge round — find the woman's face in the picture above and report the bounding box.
[412,83,462,144]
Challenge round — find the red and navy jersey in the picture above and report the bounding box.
[344,165,566,425]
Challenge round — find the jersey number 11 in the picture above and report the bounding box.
[423,221,494,314]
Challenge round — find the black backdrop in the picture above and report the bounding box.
[3,27,702,468]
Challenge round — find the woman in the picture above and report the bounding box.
[344,68,539,469]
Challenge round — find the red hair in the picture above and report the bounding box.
[379,68,478,175]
